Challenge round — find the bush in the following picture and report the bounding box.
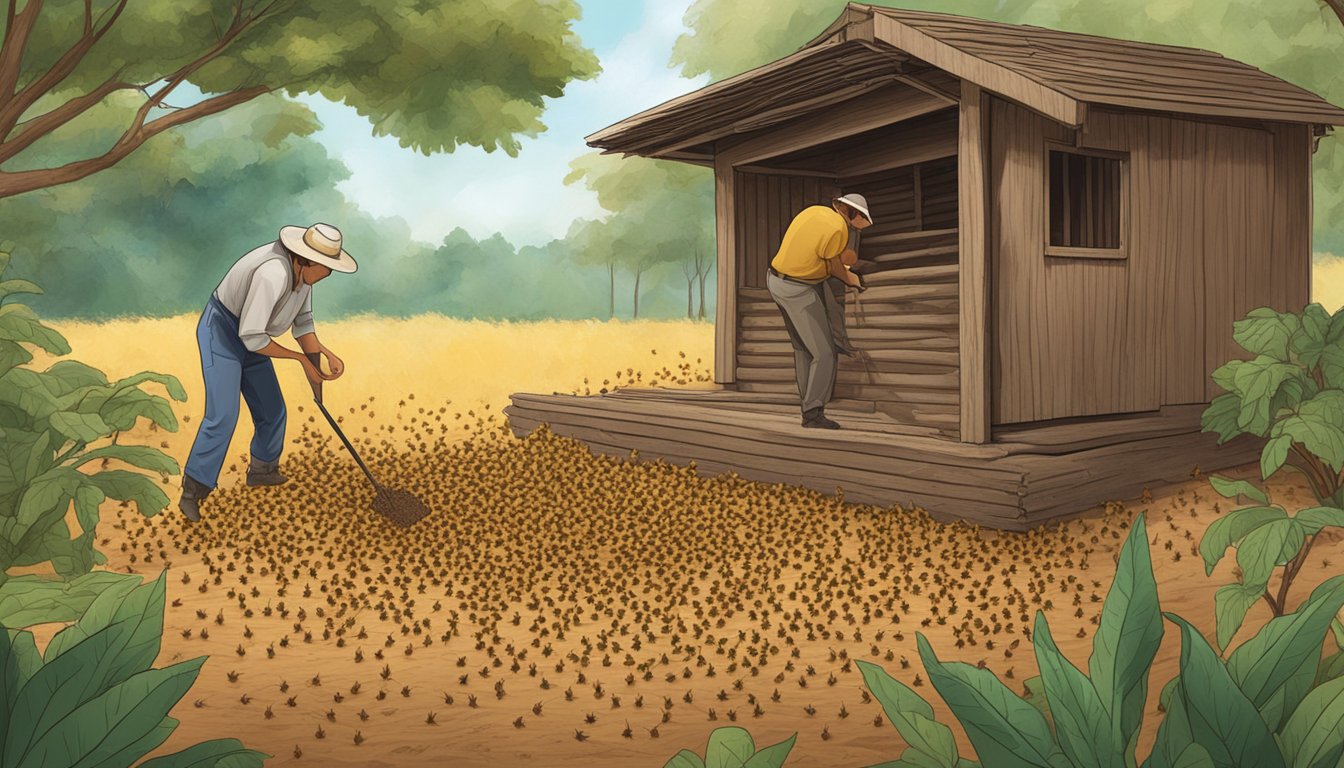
[663,726,797,768]
[1,570,268,767]
[0,250,185,625]
[856,514,1344,767]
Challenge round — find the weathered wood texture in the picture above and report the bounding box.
[989,98,1311,425]
[505,391,1264,531]
[959,81,991,444]
[715,154,737,385]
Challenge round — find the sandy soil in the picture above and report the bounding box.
[15,316,1344,768]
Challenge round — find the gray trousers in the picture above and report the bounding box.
[767,270,840,413]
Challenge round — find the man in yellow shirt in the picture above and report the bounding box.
[766,194,872,429]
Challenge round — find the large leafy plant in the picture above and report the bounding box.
[1,570,268,767]
[856,514,1344,768]
[1197,304,1344,647]
[0,251,185,625]
[664,726,797,768]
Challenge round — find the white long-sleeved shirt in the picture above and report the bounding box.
[213,242,315,352]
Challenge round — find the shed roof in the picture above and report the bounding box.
[588,3,1344,159]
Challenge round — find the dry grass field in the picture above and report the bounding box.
[19,304,1344,767]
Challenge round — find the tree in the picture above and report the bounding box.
[564,152,713,320]
[0,0,599,200]
[671,0,1344,254]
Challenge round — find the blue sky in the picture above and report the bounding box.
[294,0,708,249]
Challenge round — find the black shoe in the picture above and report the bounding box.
[247,457,288,487]
[802,409,841,429]
[179,475,211,522]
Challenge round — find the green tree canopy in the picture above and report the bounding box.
[670,0,1344,253]
[0,0,599,199]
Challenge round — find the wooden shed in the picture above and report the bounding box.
[506,4,1344,530]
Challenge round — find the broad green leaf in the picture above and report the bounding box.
[1235,518,1306,588]
[1200,393,1242,442]
[1021,675,1051,723]
[0,340,33,378]
[1290,304,1339,370]
[1332,619,1344,649]
[1144,684,1212,768]
[85,469,170,516]
[743,733,797,768]
[856,659,959,768]
[1233,307,1299,360]
[1272,390,1344,473]
[49,411,113,443]
[12,656,206,768]
[1199,505,1285,574]
[666,751,708,768]
[43,571,149,661]
[110,371,188,403]
[1277,675,1344,768]
[43,361,110,395]
[917,634,1068,768]
[0,304,68,355]
[74,445,180,476]
[707,726,756,768]
[1166,614,1284,768]
[136,739,270,768]
[0,279,42,300]
[1207,476,1270,506]
[71,483,104,535]
[98,388,178,432]
[1261,434,1293,479]
[1089,514,1163,758]
[1213,583,1262,651]
[99,715,178,768]
[1,629,41,750]
[1226,575,1344,732]
[0,572,139,628]
[1317,650,1344,687]
[1032,614,1122,768]
[1231,356,1305,435]
[1295,506,1344,535]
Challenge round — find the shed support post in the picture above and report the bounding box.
[958,81,992,443]
[714,153,738,385]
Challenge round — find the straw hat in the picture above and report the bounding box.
[279,223,357,273]
[832,193,872,223]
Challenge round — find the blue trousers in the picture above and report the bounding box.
[184,295,286,489]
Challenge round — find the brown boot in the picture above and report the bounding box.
[247,457,288,487]
[179,475,212,522]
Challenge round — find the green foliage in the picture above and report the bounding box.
[0,571,267,768]
[662,726,797,768]
[852,513,1344,768]
[0,260,184,618]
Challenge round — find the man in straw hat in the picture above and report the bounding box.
[179,223,357,522]
[766,194,872,429]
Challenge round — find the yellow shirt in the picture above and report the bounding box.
[770,206,849,282]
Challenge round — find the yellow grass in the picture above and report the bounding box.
[1314,254,1344,312]
[44,315,716,477]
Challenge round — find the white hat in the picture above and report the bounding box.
[279,223,357,273]
[833,193,872,223]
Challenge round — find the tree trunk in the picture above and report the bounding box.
[608,261,615,319]
[686,273,694,318]
[633,269,642,319]
[1324,0,1344,27]
[698,271,707,320]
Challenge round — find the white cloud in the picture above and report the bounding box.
[299,0,706,248]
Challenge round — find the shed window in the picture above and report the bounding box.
[1046,148,1125,256]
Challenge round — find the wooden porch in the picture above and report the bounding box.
[503,389,1263,531]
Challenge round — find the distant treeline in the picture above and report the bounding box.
[1,96,714,323]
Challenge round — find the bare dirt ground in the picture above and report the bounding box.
[20,317,1343,767]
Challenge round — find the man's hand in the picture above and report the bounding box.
[303,352,335,401]
[321,346,345,379]
[849,271,867,293]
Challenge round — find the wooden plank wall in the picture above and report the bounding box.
[736,173,827,289]
[990,98,1309,425]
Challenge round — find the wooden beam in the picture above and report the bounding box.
[720,82,949,167]
[958,81,992,443]
[873,14,1081,127]
[715,153,738,385]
